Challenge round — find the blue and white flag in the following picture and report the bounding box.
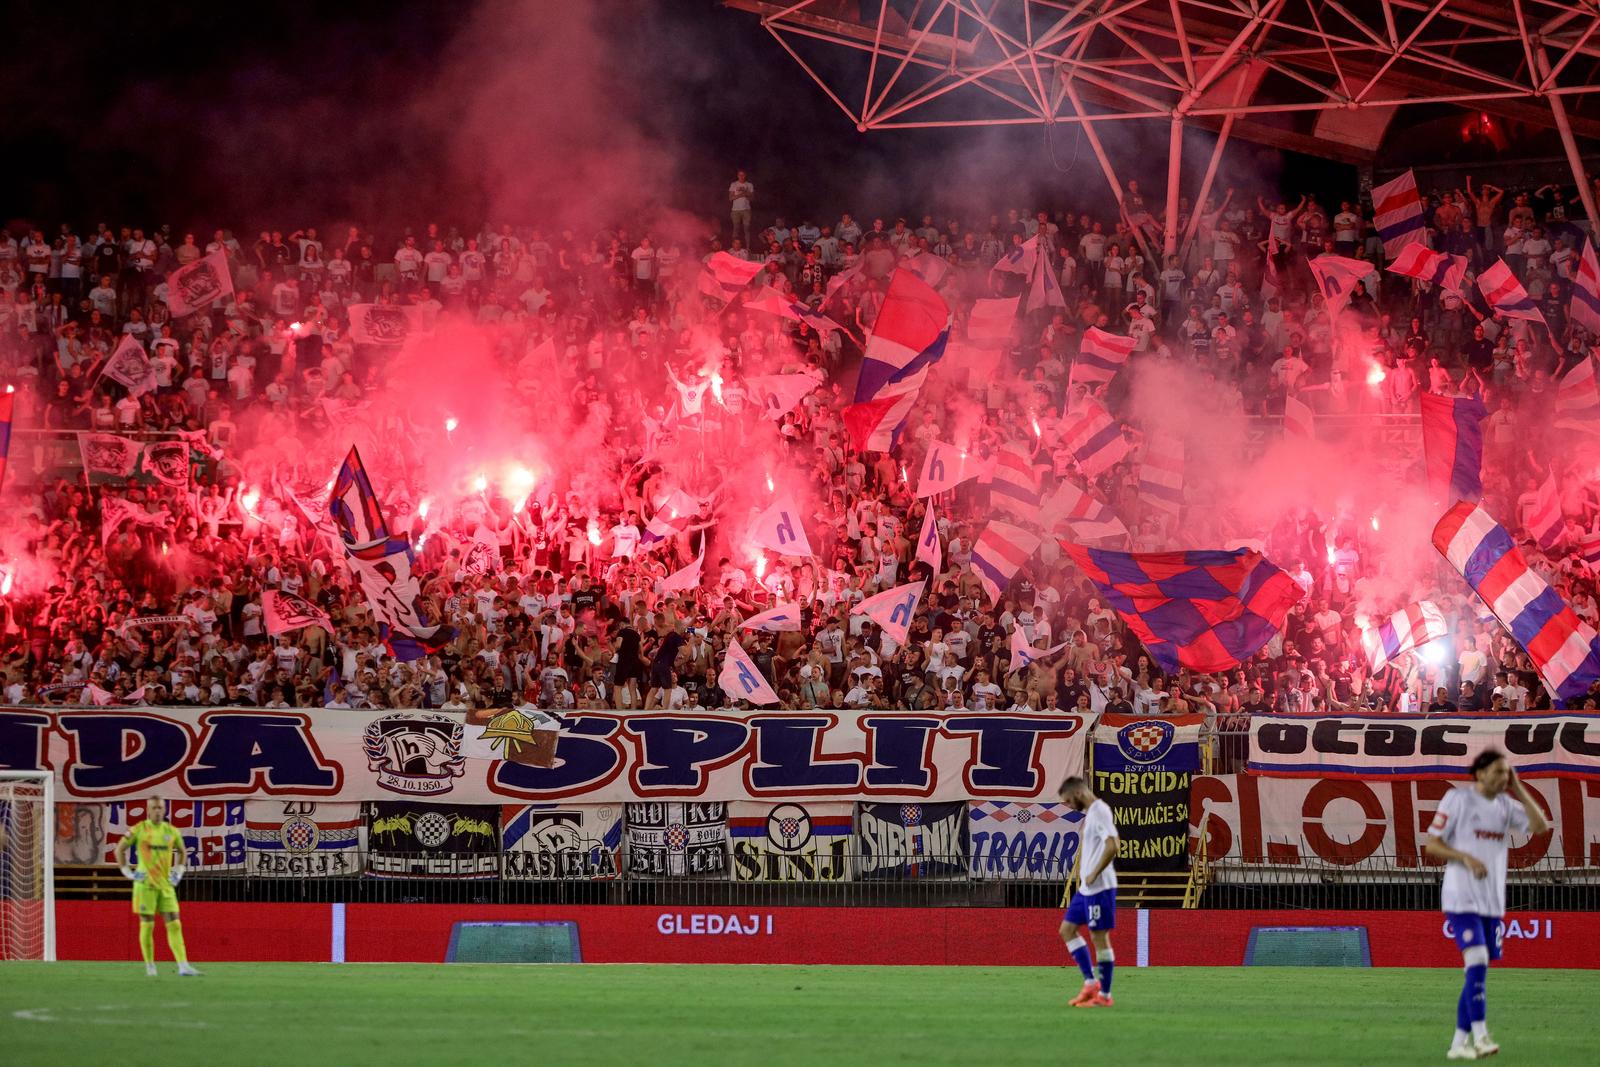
[719,639,780,706]
[748,495,814,558]
[852,580,925,644]
[742,603,803,633]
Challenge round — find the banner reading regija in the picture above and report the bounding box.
[1091,713,1202,872]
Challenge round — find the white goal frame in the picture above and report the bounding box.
[0,770,56,961]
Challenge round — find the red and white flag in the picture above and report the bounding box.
[263,589,334,636]
[1061,400,1129,477]
[697,252,766,304]
[1387,244,1468,294]
[1361,601,1449,673]
[968,297,1019,345]
[1283,395,1315,439]
[1071,327,1135,393]
[1526,473,1567,550]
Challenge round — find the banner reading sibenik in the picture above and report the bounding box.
[1091,714,1203,872]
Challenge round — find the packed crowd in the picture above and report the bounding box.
[1,165,1597,729]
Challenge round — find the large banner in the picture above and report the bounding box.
[500,804,622,880]
[728,802,853,882]
[1248,713,1600,779]
[1092,713,1202,872]
[364,801,500,880]
[104,799,245,872]
[968,801,1083,881]
[856,801,967,880]
[1190,774,1600,872]
[244,801,364,877]
[624,802,728,877]
[0,708,1088,803]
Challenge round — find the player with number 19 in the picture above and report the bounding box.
[1424,750,1547,1060]
[1057,776,1119,1008]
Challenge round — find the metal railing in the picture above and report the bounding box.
[1202,844,1600,912]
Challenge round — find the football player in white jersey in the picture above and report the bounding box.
[1424,749,1548,1060]
[1058,776,1120,1008]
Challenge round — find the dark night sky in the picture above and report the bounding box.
[0,1,1341,238]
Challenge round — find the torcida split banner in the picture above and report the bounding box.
[1247,712,1600,779]
[0,708,1088,804]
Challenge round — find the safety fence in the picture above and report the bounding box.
[1202,845,1600,912]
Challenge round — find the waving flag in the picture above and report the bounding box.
[640,489,703,551]
[1071,327,1135,393]
[697,252,765,303]
[748,495,814,558]
[1557,357,1600,428]
[262,589,334,636]
[971,521,1040,606]
[1370,169,1425,258]
[1478,259,1546,324]
[989,235,1039,279]
[1574,240,1600,336]
[1580,529,1600,573]
[329,447,453,660]
[1527,473,1567,550]
[968,297,1019,345]
[844,269,951,451]
[1026,245,1066,312]
[1361,601,1449,673]
[916,503,941,573]
[1137,431,1185,514]
[1388,244,1468,293]
[0,390,11,494]
[1307,254,1374,314]
[916,440,975,497]
[742,603,803,633]
[165,249,235,316]
[1283,394,1315,439]
[1009,627,1068,671]
[1043,482,1128,544]
[101,334,157,395]
[905,251,953,289]
[744,286,842,334]
[719,639,780,706]
[853,580,925,644]
[1419,393,1488,503]
[330,447,391,546]
[1433,501,1600,704]
[657,548,703,593]
[855,269,951,402]
[745,371,824,420]
[990,441,1041,515]
[1060,545,1304,674]
[1062,400,1129,477]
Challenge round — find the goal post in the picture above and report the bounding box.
[0,770,55,961]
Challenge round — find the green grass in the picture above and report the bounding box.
[0,963,1593,1066]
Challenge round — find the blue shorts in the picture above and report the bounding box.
[1445,913,1504,961]
[1064,888,1117,931]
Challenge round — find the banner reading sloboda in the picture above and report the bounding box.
[0,707,1088,804]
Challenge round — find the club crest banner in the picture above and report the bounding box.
[728,801,853,882]
[500,803,622,880]
[364,801,500,879]
[624,802,727,877]
[245,800,363,877]
[856,801,967,880]
[1092,713,1202,872]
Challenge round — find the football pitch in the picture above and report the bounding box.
[0,963,1593,1065]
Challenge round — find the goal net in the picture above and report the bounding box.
[0,772,55,961]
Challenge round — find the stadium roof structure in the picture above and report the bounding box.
[725,0,1600,250]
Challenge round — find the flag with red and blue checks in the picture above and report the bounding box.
[1435,501,1600,704]
[1061,545,1304,673]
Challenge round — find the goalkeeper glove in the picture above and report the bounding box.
[122,867,145,883]
[169,868,185,887]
